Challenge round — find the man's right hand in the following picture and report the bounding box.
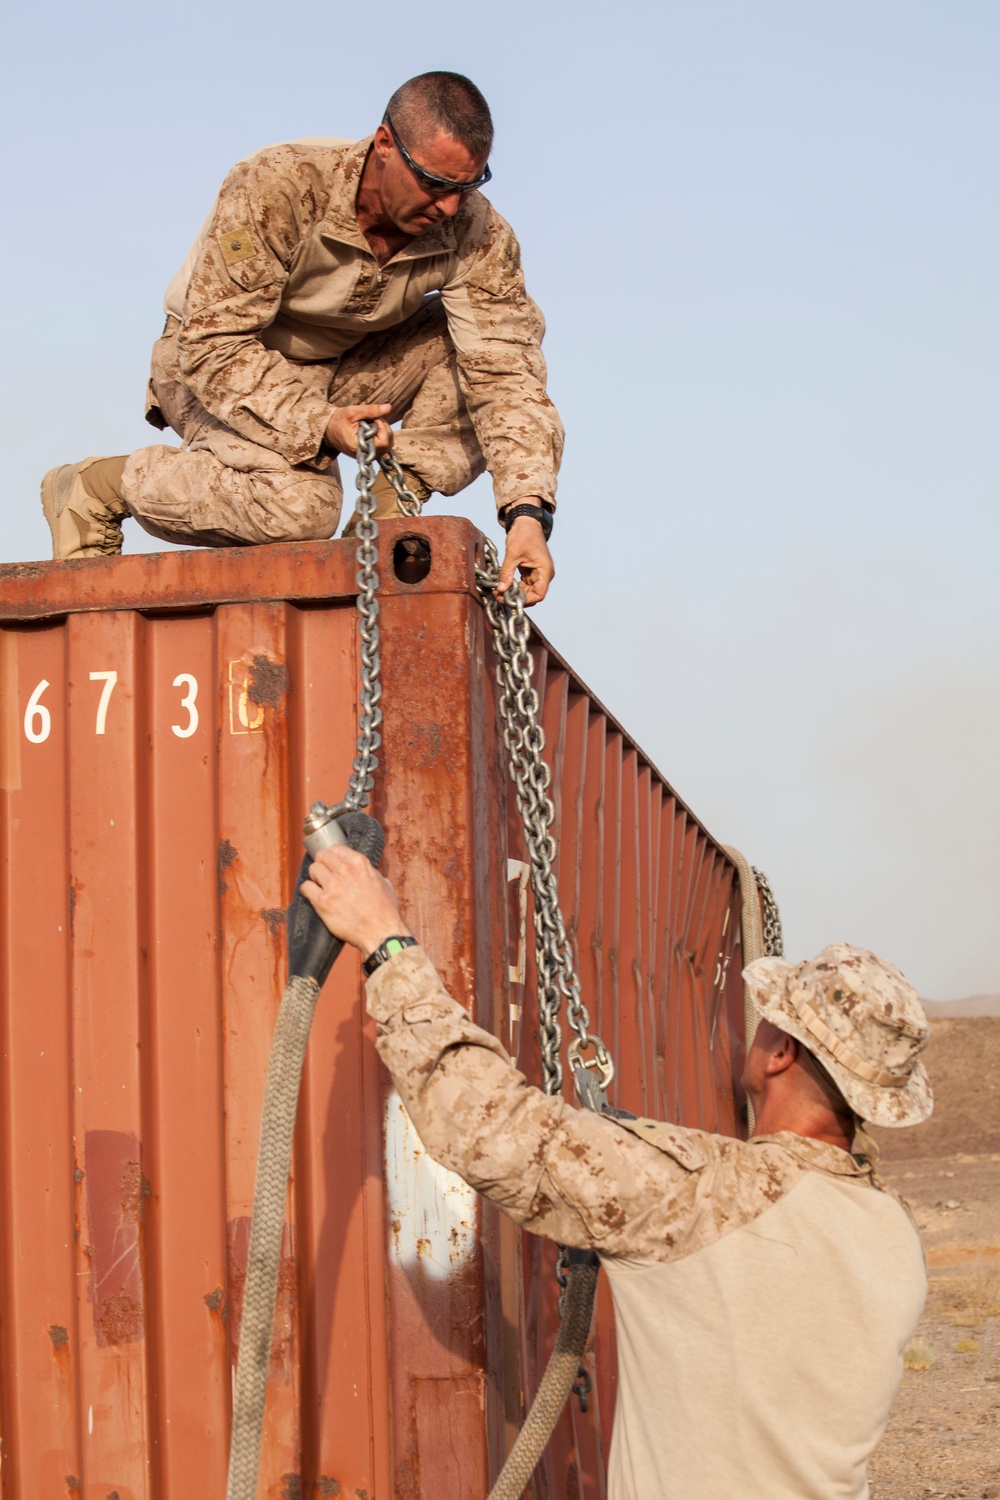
[496,513,555,605]
[301,845,411,959]
[325,403,393,456]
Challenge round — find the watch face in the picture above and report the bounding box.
[364,936,416,976]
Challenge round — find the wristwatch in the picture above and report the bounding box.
[362,934,418,977]
[502,503,553,542]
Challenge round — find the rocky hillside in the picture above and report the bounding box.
[871,1015,1000,1159]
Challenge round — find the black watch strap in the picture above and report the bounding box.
[362,934,418,977]
[502,503,553,542]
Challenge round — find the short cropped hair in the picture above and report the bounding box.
[385,72,494,161]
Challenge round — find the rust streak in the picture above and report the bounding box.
[217,838,238,894]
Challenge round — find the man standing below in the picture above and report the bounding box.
[41,73,561,604]
[300,843,932,1499]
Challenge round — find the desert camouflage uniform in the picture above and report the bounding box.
[368,946,927,1500]
[123,137,563,547]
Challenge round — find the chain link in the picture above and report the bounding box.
[343,453,610,1360]
[377,448,425,518]
[331,432,600,1419]
[476,539,614,1108]
[342,423,427,811]
[346,429,615,1106]
[753,867,784,958]
[477,537,611,1369]
[342,423,383,811]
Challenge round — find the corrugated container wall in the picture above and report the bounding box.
[0,519,748,1500]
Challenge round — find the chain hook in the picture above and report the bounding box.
[567,1035,615,1091]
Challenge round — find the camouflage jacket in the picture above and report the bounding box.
[368,946,927,1498]
[162,137,563,510]
[365,945,910,1262]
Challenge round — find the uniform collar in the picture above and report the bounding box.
[319,134,458,259]
[750,1131,875,1180]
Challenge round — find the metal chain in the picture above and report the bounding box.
[341,460,608,1414]
[342,423,382,812]
[343,452,610,1347]
[476,538,614,1107]
[342,424,427,811]
[377,448,425,517]
[753,867,784,958]
[348,430,611,1105]
[476,537,611,1364]
[348,443,612,1111]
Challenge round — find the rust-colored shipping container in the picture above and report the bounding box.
[0,518,747,1499]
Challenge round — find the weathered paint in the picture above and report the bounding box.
[384,1090,477,1279]
[0,519,746,1497]
[84,1130,145,1348]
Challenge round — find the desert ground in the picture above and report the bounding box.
[867,1011,1000,1498]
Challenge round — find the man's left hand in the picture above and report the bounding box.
[496,509,554,606]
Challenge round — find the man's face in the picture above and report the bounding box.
[371,121,488,235]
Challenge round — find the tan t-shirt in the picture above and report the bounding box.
[367,947,927,1499]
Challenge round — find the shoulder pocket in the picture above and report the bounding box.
[212,221,279,291]
[401,1001,448,1025]
[611,1115,707,1172]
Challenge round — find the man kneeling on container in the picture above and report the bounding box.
[41,71,560,604]
[301,846,931,1499]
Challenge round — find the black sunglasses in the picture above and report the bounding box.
[383,114,492,197]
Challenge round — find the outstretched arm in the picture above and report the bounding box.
[301,846,699,1254]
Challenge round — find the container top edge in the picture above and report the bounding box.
[0,516,485,622]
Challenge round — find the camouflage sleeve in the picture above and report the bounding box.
[175,148,332,465]
[441,204,565,513]
[366,946,705,1256]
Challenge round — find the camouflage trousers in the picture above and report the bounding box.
[122,296,487,547]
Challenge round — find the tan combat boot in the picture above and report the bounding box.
[342,466,430,537]
[40,455,129,560]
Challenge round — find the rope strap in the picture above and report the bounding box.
[723,846,784,1135]
[722,845,766,1056]
[226,975,321,1500]
[486,1257,600,1500]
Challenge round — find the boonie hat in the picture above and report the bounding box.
[744,943,933,1128]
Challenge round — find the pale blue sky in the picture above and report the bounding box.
[2,1,997,996]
